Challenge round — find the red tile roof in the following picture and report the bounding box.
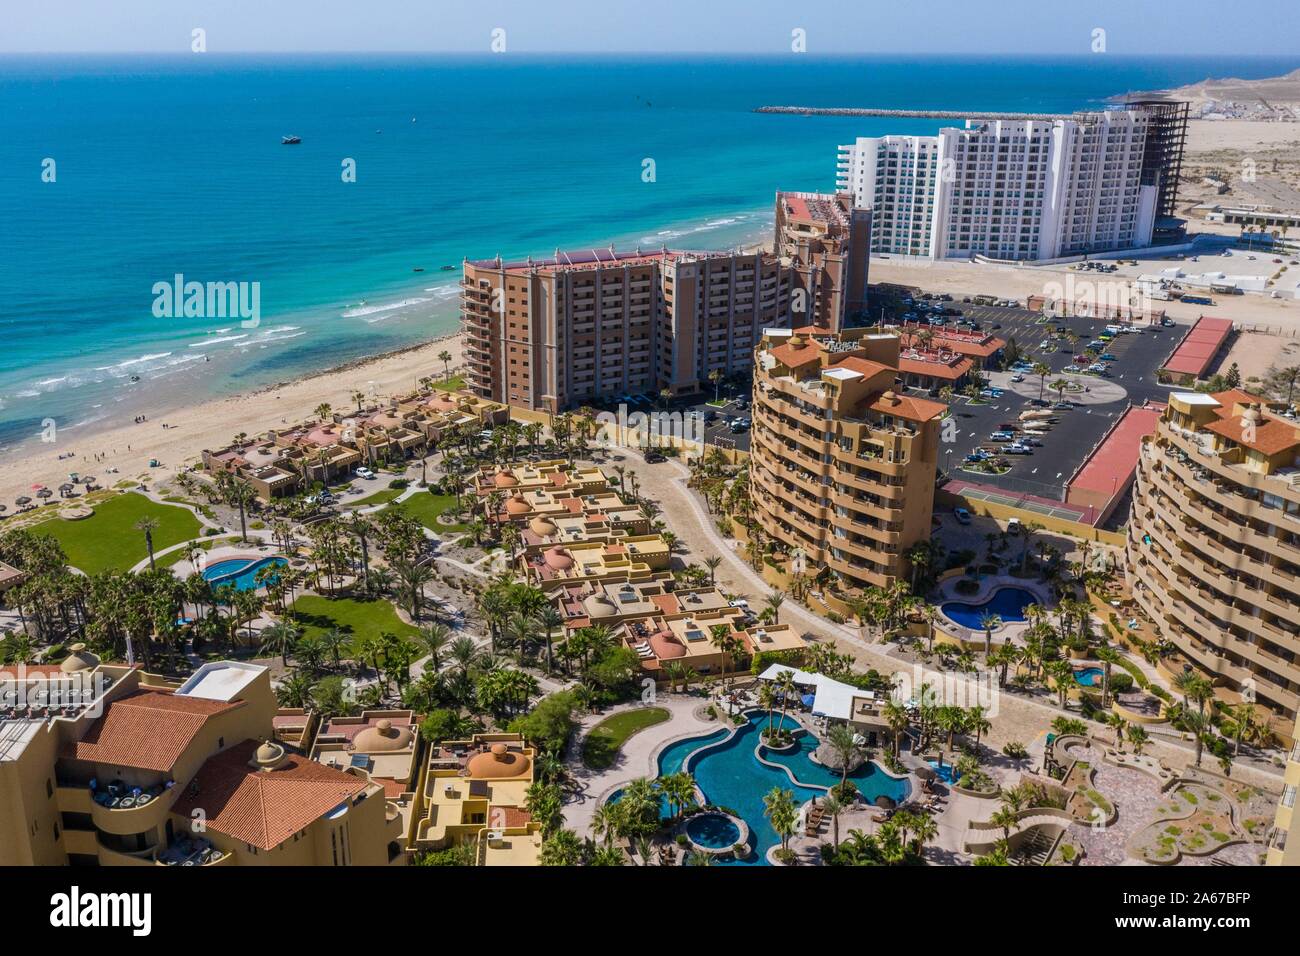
[897,356,972,381]
[868,392,946,423]
[63,691,243,773]
[171,741,368,851]
[831,356,893,380]
[769,341,823,369]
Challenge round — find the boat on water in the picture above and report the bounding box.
[439,265,455,271]
[281,135,302,145]
[412,267,424,273]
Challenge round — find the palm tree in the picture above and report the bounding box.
[1127,724,1149,755]
[536,604,563,674]
[135,517,160,570]
[763,787,797,857]
[319,626,350,668]
[1183,709,1210,767]
[821,793,846,850]
[1094,646,1121,706]
[1032,362,1050,402]
[758,682,777,735]
[978,612,1002,657]
[438,349,453,381]
[259,620,302,666]
[703,555,722,587]
[1227,702,1264,756]
[966,706,991,750]
[418,622,452,672]
[883,698,910,758]
[762,589,786,625]
[825,723,861,792]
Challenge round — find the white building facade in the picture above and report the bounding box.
[836,109,1158,262]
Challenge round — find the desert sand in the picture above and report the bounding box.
[0,333,467,509]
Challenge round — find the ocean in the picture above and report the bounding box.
[1,52,1297,451]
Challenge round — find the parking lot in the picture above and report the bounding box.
[928,311,1180,502]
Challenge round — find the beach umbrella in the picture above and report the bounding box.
[913,764,937,781]
[36,488,53,499]
[0,504,7,513]
[15,496,31,505]
[875,795,897,810]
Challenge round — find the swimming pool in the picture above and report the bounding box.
[670,711,910,865]
[201,556,287,591]
[1073,666,1104,687]
[685,813,742,849]
[927,759,959,786]
[940,586,1039,630]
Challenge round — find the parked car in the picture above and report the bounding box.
[644,451,667,463]
[1009,373,1026,383]
[1100,352,1117,361]
[354,466,376,480]
[953,507,972,524]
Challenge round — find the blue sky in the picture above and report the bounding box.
[4,0,1297,54]
[7,0,1300,54]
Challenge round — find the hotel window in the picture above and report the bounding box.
[1284,785,1297,809]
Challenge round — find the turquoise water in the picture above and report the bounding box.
[941,586,1038,629]
[2,53,1297,449]
[674,710,909,865]
[201,556,287,591]
[760,717,911,803]
[1074,667,1105,687]
[684,813,742,850]
[927,759,958,786]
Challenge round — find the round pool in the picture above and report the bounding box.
[1074,666,1104,687]
[685,812,742,849]
[940,586,1039,630]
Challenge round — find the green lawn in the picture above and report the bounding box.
[30,492,203,574]
[290,594,420,653]
[345,487,404,509]
[393,492,469,531]
[432,375,466,392]
[581,707,671,769]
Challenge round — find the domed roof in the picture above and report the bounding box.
[583,593,619,618]
[493,470,520,488]
[466,743,531,779]
[60,642,99,673]
[504,494,530,515]
[543,546,574,570]
[352,719,413,753]
[649,634,687,659]
[249,740,288,771]
[529,516,558,536]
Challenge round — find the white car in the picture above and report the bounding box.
[727,599,750,610]
[355,467,376,480]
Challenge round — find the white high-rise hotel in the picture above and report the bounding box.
[836,109,1159,261]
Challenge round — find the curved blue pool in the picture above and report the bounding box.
[1074,666,1104,687]
[673,711,910,865]
[941,586,1039,629]
[685,813,742,849]
[927,759,959,786]
[201,556,287,591]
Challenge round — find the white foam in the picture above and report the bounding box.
[342,296,431,319]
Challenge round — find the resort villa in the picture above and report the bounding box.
[522,538,672,591]
[309,709,421,848]
[202,388,508,500]
[409,733,544,866]
[553,579,809,676]
[473,461,611,499]
[0,658,403,867]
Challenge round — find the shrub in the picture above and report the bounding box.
[1003,741,1028,760]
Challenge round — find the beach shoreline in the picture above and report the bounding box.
[0,330,468,508]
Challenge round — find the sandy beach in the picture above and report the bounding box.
[0,332,467,508]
